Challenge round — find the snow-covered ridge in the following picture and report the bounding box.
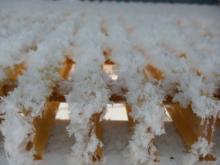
[0,1,219,165]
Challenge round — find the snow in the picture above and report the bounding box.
[0,0,220,165]
[1,121,220,165]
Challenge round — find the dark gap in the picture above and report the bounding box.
[43,120,74,164]
[154,122,185,162]
[212,121,220,159]
[102,120,133,153]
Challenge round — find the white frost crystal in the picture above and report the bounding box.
[0,1,219,165]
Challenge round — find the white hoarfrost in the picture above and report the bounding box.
[182,137,213,165]
[66,15,110,164]
[191,137,213,157]
[0,1,219,165]
[126,84,166,164]
[0,9,81,165]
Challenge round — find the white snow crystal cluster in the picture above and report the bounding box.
[182,137,213,165]
[96,17,167,164]
[0,1,219,165]
[0,9,81,165]
[66,15,110,164]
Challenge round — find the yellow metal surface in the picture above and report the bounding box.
[164,101,216,160]
[90,113,104,162]
[30,57,74,160]
[33,101,60,160]
[0,63,26,97]
[145,64,165,81]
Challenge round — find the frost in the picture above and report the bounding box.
[0,1,219,165]
[191,137,213,157]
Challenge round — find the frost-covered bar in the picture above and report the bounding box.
[0,2,219,165]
